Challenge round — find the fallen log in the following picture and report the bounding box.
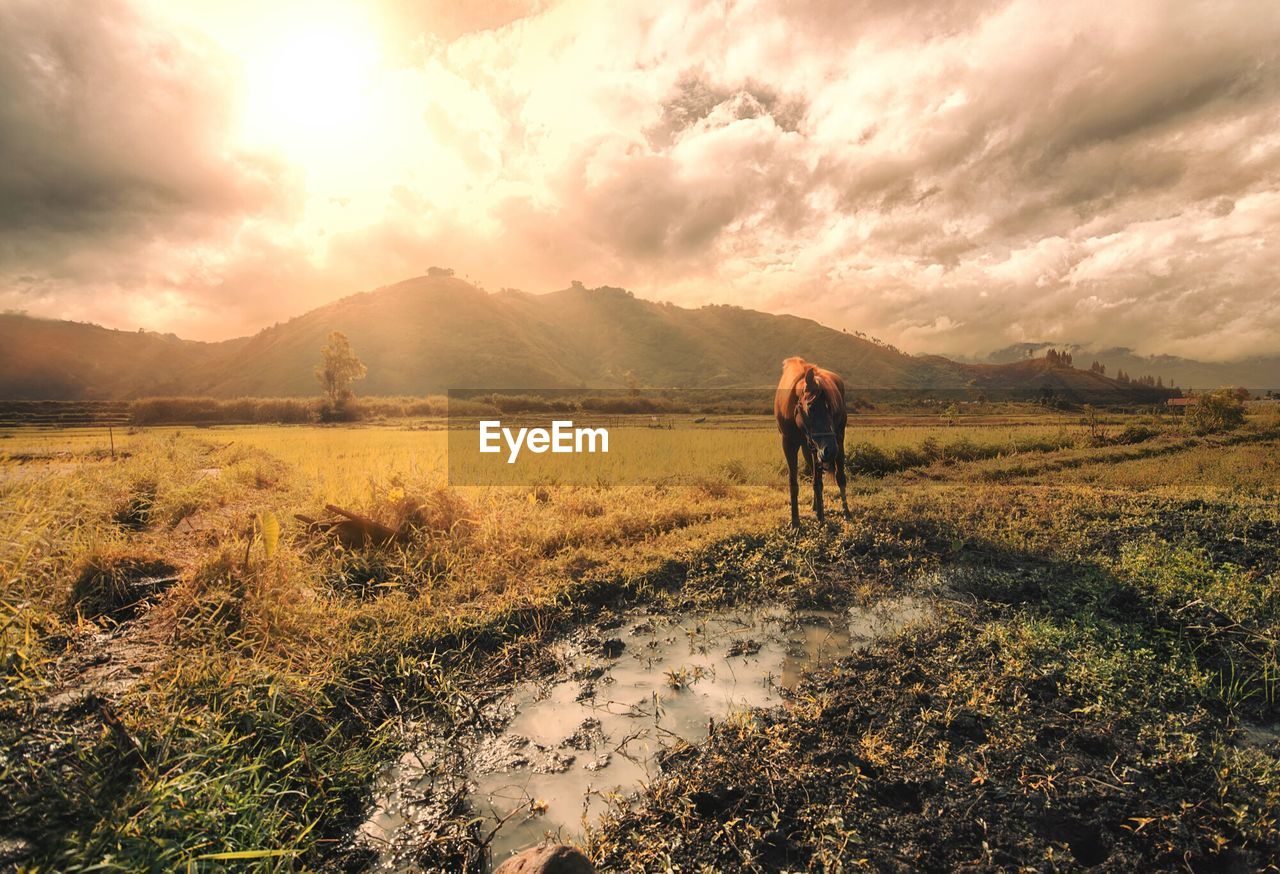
[324,504,401,542]
[295,504,404,548]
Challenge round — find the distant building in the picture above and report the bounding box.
[1166,397,1199,410]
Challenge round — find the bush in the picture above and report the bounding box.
[1186,389,1246,434]
[1011,433,1077,454]
[131,397,320,425]
[846,442,894,477]
[848,433,1079,479]
[1111,424,1159,445]
[891,445,928,469]
[939,437,981,463]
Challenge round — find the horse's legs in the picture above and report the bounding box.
[784,437,801,527]
[812,455,825,523]
[835,432,850,516]
[800,443,814,477]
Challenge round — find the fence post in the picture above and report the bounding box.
[109,424,115,458]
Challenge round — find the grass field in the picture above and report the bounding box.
[5,415,1097,493]
[2,407,1278,871]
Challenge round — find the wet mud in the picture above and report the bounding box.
[359,597,929,870]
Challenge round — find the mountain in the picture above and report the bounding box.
[971,342,1280,391]
[0,276,1174,402]
[0,315,242,400]
[166,278,975,396]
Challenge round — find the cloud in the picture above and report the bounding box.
[0,1,289,241]
[2,0,1278,359]
[0,0,297,334]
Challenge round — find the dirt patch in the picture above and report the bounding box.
[41,625,168,715]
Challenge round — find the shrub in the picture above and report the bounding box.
[891,445,928,469]
[939,437,981,463]
[1186,389,1246,434]
[846,442,894,477]
[1111,424,1159,445]
[131,397,320,425]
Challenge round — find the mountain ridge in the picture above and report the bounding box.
[0,275,1181,401]
[965,342,1280,391]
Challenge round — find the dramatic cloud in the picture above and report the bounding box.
[1,0,1277,358]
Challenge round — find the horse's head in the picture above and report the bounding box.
[796,369,839,471]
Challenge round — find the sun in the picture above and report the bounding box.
[239,17,379,153]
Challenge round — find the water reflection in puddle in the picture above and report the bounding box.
[364,597,928,870]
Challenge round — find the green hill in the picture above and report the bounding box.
[0,315,237,400]
[0,275,1175,402]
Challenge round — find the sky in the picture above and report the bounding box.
[1,0,1278,360]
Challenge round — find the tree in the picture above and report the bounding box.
[315,331,367,413]
[623,369,641,397]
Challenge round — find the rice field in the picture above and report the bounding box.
[4,414,1098,495]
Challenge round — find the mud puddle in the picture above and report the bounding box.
[361,596,929,870]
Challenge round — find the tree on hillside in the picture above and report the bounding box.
[315,331,367,415]
[623,369,641,397]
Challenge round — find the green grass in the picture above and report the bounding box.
[2,410,1278,870]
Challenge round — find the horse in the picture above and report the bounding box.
[775,357,850,526]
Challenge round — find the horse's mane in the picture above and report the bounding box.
[778,357,845,410]
[779,356,810,388]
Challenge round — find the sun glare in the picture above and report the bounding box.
[240,18,379,152]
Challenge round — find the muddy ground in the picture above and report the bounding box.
[331,490,1280,873]
[356,596,933,871]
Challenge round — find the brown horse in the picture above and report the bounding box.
[775,357,850,526]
